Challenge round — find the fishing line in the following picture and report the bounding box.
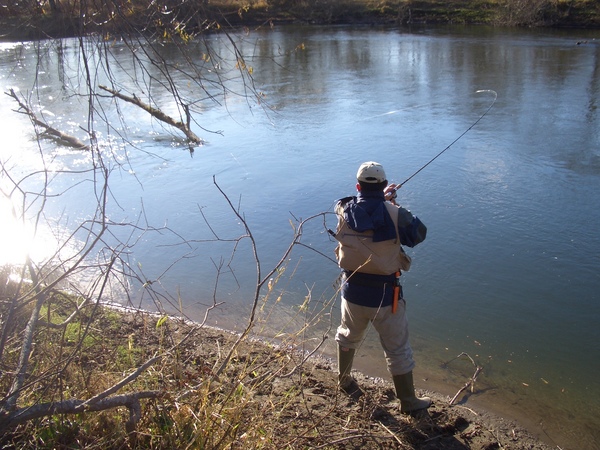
[394,89,498,189]
[359,102,434,122]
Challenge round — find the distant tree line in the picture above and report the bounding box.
[0,0,598,38]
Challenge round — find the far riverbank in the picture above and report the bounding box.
[1,0,599,41]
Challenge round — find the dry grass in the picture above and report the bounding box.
[0,269,554,450]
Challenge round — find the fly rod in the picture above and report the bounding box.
[391,89,498,192]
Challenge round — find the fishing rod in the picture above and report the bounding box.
[390,89,498,193]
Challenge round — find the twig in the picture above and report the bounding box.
[454,405,479,416]
[448,352,483,405]
[310,434,381,449]
[378,421,406,446]
[210,178,326,378]
[278,333,329,378]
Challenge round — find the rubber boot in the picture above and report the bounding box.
[337,345,356,391]
[393,371,432,414]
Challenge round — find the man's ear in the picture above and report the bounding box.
[356,183,361,191]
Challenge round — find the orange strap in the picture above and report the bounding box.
[392,271,400,314]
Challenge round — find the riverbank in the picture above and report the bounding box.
[0,302,556,449]
[0,0,599,41]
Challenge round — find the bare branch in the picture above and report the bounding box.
[210,176,331,378]
[2,258,50,412]
[5,89,89,150]
[447,352,484,405]
[0,391,162,433]
[99,85,204,146]
[83,354,162,407]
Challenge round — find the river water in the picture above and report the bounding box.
[1,25,599,449]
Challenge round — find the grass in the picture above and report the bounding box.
[0,266,333,449]
[1,294,245,448]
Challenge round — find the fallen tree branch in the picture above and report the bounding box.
[447,352,484,405]
[5,88,89,150]
[98,85,204,146]
[0,391,162,433]
[0,353,164,433]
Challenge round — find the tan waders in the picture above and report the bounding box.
[393,371,432,414]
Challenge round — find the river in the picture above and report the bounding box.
[1,24,599,449]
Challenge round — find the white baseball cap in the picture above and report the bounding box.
[356,161,387,183]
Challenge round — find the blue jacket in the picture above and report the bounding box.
[341,191,426,248]
[337,191,426,307]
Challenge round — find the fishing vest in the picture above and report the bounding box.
[334,201,412,275]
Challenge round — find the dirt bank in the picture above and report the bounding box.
[112,309,558,449]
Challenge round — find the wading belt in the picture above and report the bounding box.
[342,271,402,313]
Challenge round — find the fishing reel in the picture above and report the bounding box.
[385,183,401,203]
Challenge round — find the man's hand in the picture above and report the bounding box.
[384,183,401,204]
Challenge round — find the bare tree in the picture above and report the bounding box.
[0,0,276,438]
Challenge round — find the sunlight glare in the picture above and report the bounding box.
[0,195,57,266]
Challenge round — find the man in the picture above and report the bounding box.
[332,161,431,414]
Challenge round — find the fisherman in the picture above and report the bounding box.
[332,161,431,414]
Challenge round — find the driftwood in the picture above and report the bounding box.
[99,85,204,146]
[5,88,89,150]
[446,352,484,406]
